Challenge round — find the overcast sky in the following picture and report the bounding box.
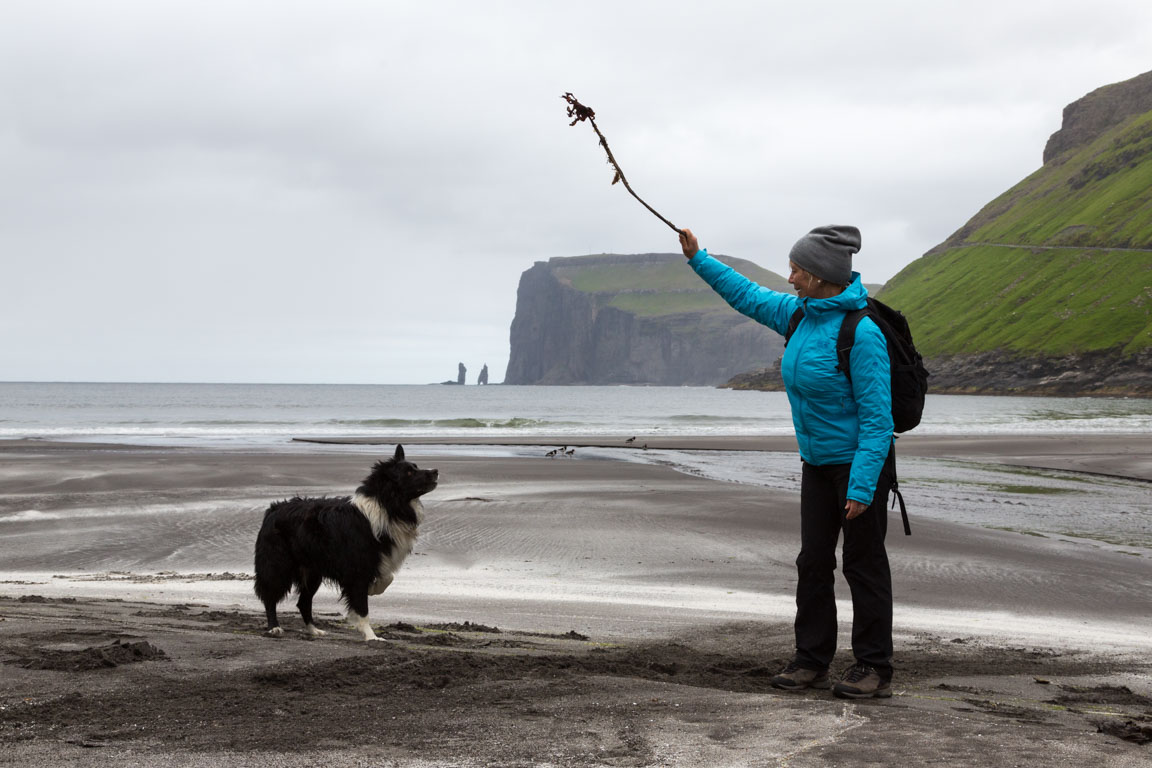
[3,1,1150,384]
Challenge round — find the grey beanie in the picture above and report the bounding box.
[788,225,860,285]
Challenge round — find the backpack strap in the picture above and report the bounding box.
[890,479,911,536]
[886,446,911,536]
[784,307,804,347]
[835,308,867,381]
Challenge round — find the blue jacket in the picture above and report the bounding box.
[689,250,893,505]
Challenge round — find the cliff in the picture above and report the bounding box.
[876,68,1152,396]
[1043,70,1152,164]
[504,253,787,385]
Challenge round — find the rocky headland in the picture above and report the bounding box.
[504,253,785,386]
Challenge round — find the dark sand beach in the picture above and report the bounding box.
[1,436,1150,766]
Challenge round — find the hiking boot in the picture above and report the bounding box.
[833,663,892,699]
[770,659,831,691]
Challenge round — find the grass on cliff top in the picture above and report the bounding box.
[880,245,1152,357]
[602,291,728,316]
[556,256,789,318]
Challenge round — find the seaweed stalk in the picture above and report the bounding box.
[562,92,682,235]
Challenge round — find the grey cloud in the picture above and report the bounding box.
[2,0,1151,382]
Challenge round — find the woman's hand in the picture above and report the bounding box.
[845,499,869,520]
[679,228,700,260]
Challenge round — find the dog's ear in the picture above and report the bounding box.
[394,444,406,462]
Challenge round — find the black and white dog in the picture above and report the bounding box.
[253,445,438,641]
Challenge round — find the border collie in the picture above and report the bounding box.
[253,445,438,641]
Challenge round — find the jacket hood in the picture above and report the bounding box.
[801,271,867,315]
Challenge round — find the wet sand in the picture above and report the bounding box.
[297,433,1152,481]
[1,437,1150,766]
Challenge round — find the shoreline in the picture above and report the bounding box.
[2,436,1151,764]
[8,431,1152,482]
[304,432,1152,482]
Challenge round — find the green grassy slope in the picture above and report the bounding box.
[554,255,789,318]
[880,246,1152,356]
[880,105,1152,358]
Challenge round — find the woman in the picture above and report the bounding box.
[679,225,895,699]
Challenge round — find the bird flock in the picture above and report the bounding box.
[545,437,648,458]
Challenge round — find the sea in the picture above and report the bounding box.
[2,382,1151,550]
[4,382,1152,446]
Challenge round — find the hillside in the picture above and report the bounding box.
[876,69,1152,395]
[504,253,789,385]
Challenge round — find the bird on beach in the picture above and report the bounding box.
[545,448,560,458]
[625,436,636,444]
[565,448,575,457]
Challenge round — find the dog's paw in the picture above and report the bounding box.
[364,635,384,642]
[303,625,327,637]
[265,626,285,638]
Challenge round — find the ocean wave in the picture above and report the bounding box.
[1022,408,1151,423]
[4,385,1151,447]
[923,418,1152,434]
[328,417,570,429]
[179,420,299,427]
[667,414,767,423]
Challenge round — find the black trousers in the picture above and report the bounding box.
[794,450,895,678]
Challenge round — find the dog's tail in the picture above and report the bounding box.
[254,500,298,602]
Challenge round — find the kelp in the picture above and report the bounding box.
[562,92,681,234]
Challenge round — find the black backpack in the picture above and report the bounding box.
[785,297,929,535]
[785,297,929,433]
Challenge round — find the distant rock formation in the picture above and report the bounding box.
[504,253,786,386]
[1043,69,1152,164]
[912,349,1152,397]
[440,362,467,385]
[723,362,785,391]
[478,364,489,385]
[720,352,1152,396]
